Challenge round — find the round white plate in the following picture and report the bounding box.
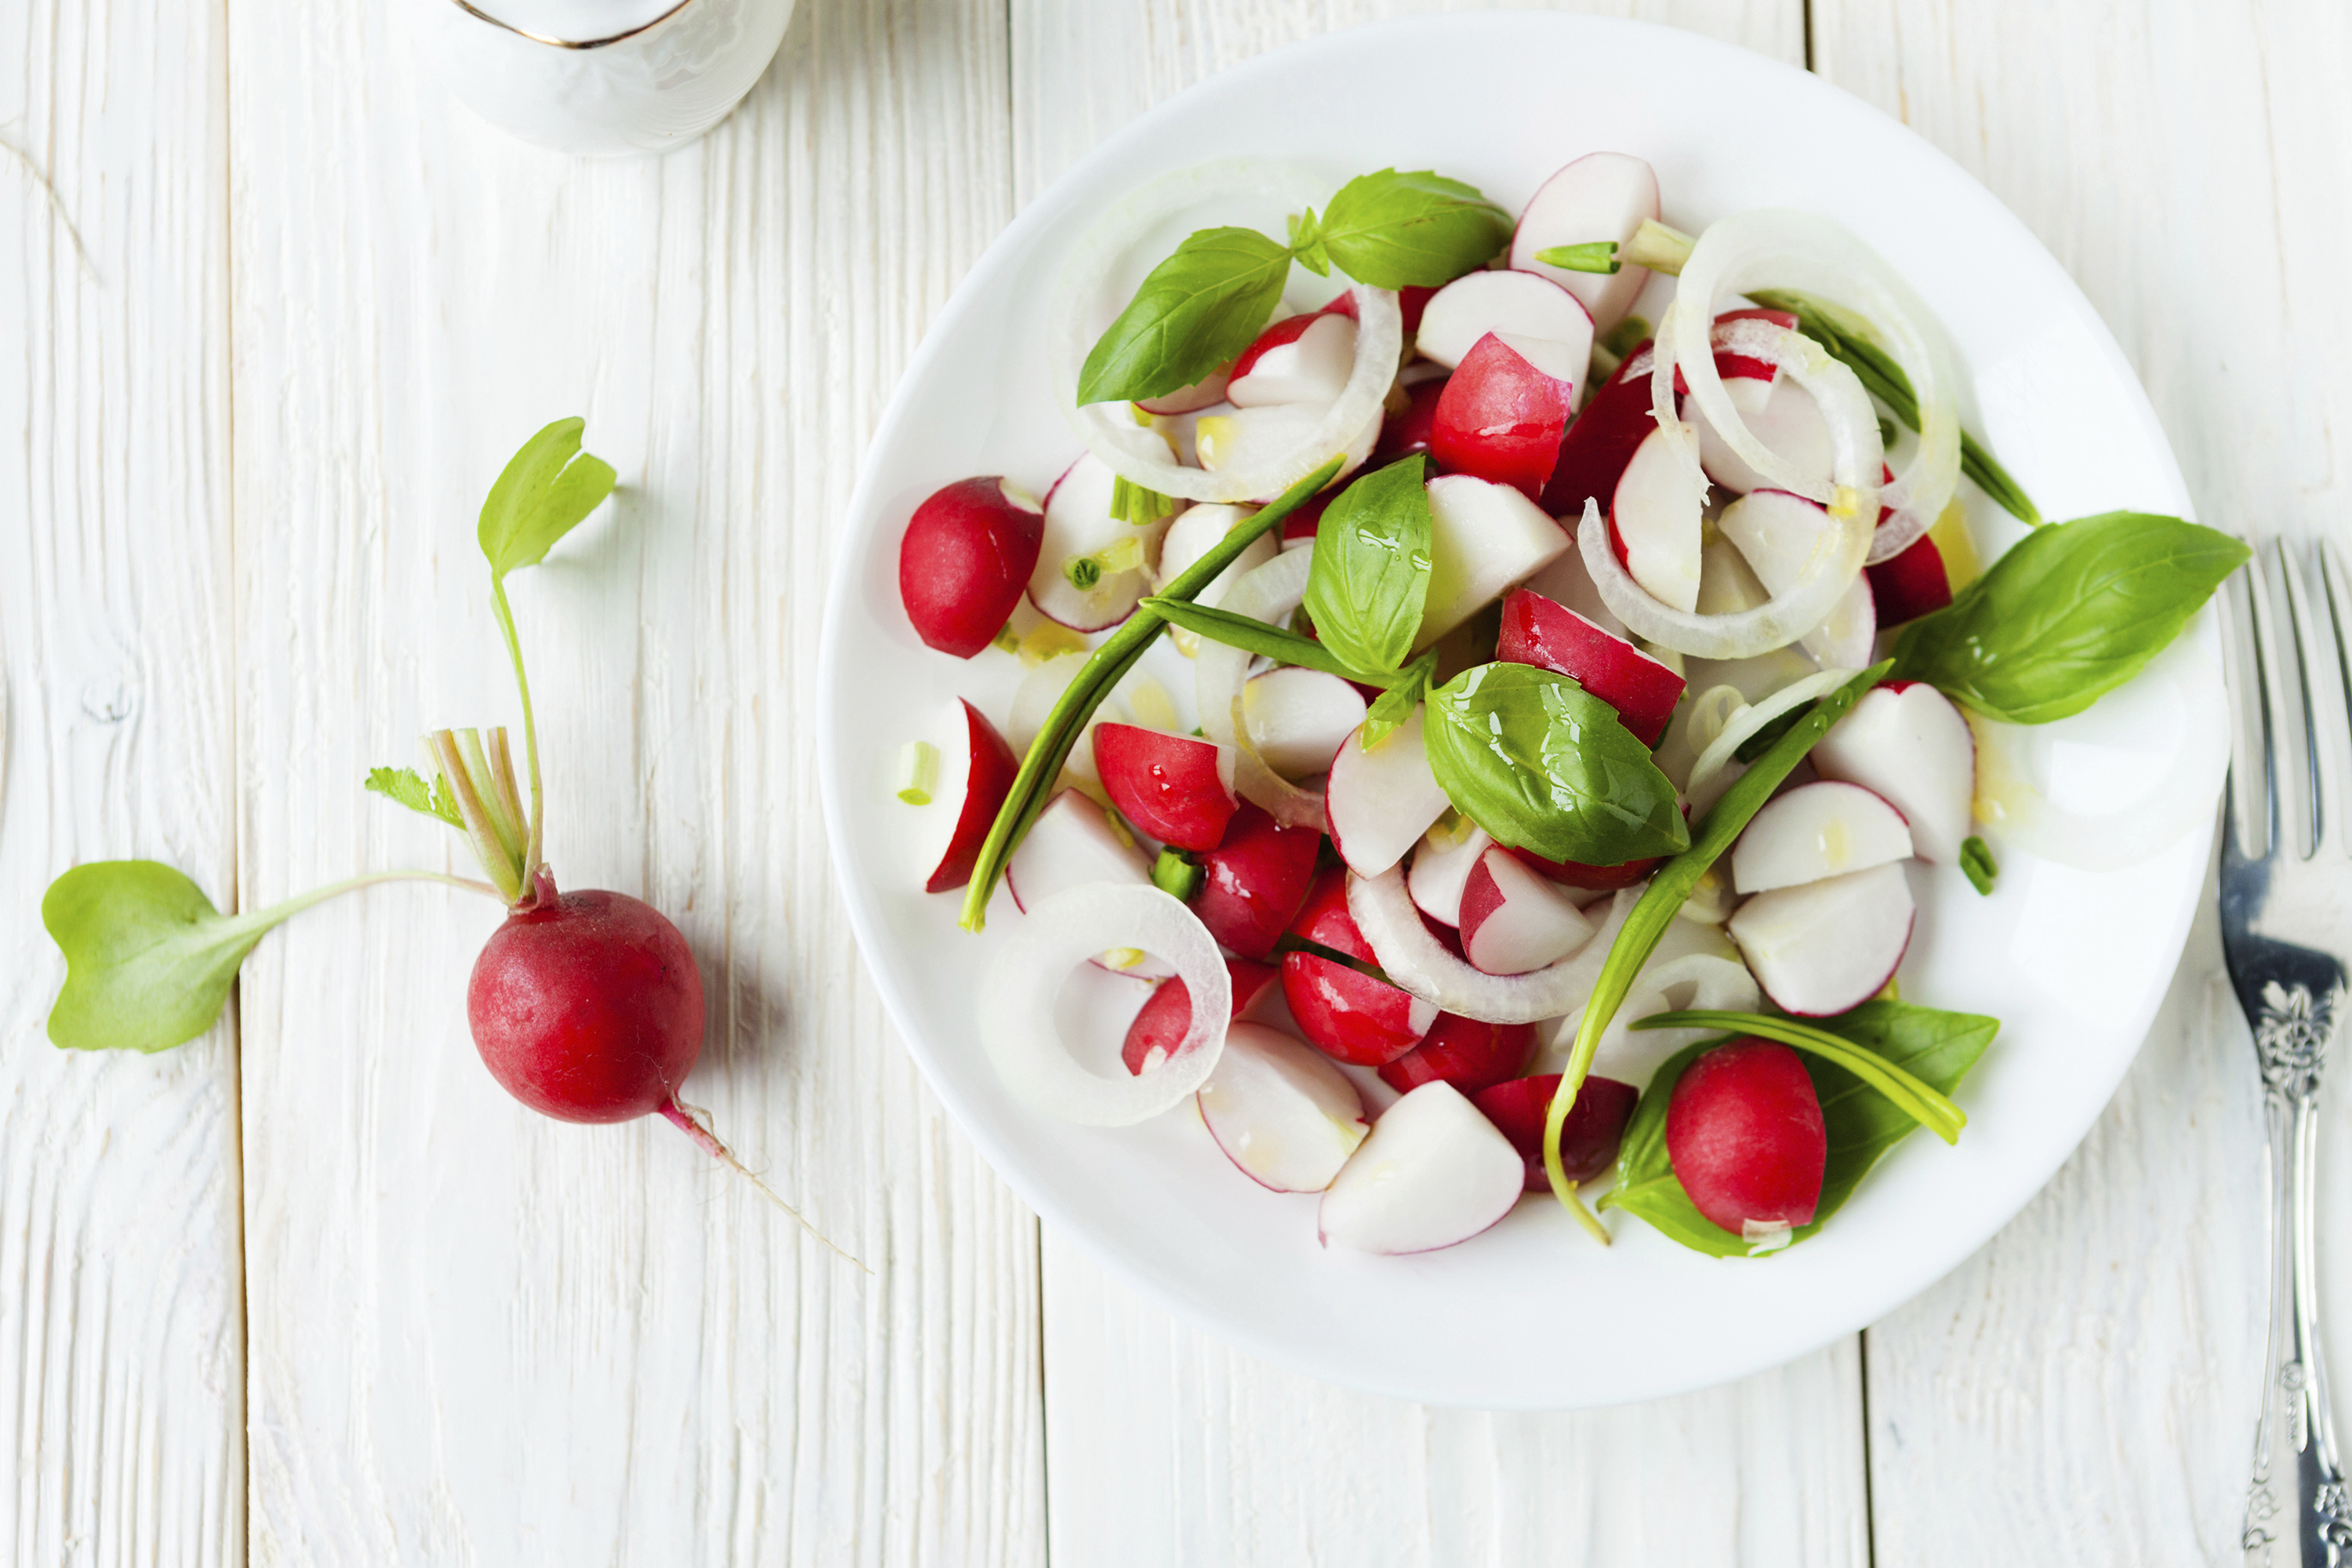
[818,13,2220,1409]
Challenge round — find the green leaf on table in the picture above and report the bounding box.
[1600,1001,2000,1257]
[1891,511,2249,724]
[1316,170,1513,291]
[1302,456,1433,676]
[1077,227,1294,405]
[42,862,284,1054]
[365,765,462,826]
[1361,650,1437,750]
[1422,662,1689,867]
[477,416,619,585]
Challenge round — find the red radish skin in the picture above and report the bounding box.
[1497,588,1685,745]
[1287,865,1374,960]
[1665,1040,1828,1235]
[1867,532,1954,626]
[924,699,1021,894]
[1378,1012,1534,1096]
[1538,337,1657,517]
[1472,1073,1638,1191]
[1091,723,1239,852]
[1229,313,1358,408]
[1710,307,1799,381]
[1121,958,1278,1076]
[1279,952,1437,1066]
[897,477,1044,657]
[1374,379,1447,468]
[1428,332,1577,500]
[1279,492,1333,546]
[1505,845,1661,891]
[1190,803,1322,960]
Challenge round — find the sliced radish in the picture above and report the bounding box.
[1408,819,1494,927]
[1458,846,1598,975]
[1374,378,1447,468]
[1324,709,1452,878]
[1318,1081,1525,1254]
[1156,502,1276,620]
[1228,313,1358,408]
[1198,1022,1370,1192]
[1191,802,1321,961]
[1420,473,1573,647]
[1508,151,1661,333]
[1497,588,1685,746]
[1866,531,1954,627]
[898,477,1047,657]
[1809,681,1976,862]
[1716,488,1877,670]
[1414,270,1595,371]
[1377,1011,1534,1097]
[1348,869,1637,1026]
[1473,1073,1639,1191]
[1029,453,1171,631]
[1428,332,1582,500]
[1243,666,1367,779]
[1281,951,1439,1067]
[1666,1040,1827,1235]
[916,699,1020,894]
[1695,376,1835,498]
[1610,422,1704,615]
[1091,722,1239,853]
[1122,958,1278,1076]
[1539,339,1657,521]
[1727,862,1915,1017]
[1196,401,1381,491]
[1731,780,1915,895]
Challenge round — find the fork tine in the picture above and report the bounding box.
[2218,546,2266,859]
[2274,539,2328,858]
[2316,538,2352,858]
[2231,541,2285,862]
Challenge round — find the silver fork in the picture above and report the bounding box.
[2223,538,2352,1566]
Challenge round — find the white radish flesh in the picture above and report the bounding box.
[1727,862,1915,1018]
[1409,819,1494,927]
[1197,1022,1370,1193]
[1730,780,1915,894]
[1810,682,1977,863]
[1011,652,1120,787]
[1156,503,1276,611]
[1611,423,1705,615]
[1458,848,1598,975]
[1414,270,1595,371]
[1029,452,1171,631]
[1420,474,1573,647]
[1324,710,1453,878]
[1694,375,1835,497]
[1317,1081,1525,1254]
[1508,151,1662,333]
[1243,666,1367,779]
[1715,488,1878,670]
[1228,314,1358,408]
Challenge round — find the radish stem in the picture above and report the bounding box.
[430,728,524,904]
[489,577,547,887]
[659,1098,869,1272]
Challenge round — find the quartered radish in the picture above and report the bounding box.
[1198,1022,1370,1192]
[1610,422,1704,614]
[1091,722,1240,852]
[1318,1081,1525,1254]
[1243,666,1367,779]
[1867,529,1955,626]
[1377,1011,1535,1097]
[1540,339,1657,520]
[1156,502,1277,634]
[1810,681,1976,862]
[1497,588,1685,746]
[1473,1072,1639,1191]
[1730,780,1915,895]
[1716,488,1878,670]
[908,698,1022,893]
[1348,869,1639,1026]
[1374,378,1447,467]
[1414,269,1595,371]
[1666,1040,1828,1235]
[1458,846,1597,975]
[1420,473,1573,647]
[898,476,1047,657]
[1031,452,1171,630]
[1324,709,1453,878]
[1123,958,1278,1075]
[1428,331,1584,499]
[1509,151,1662,332]
[1727,862,1915,1017]
[1280,866,1437,1065]
[1408,817,1494,926]
[1520,532,1630,639]
[1227,312,1359,408]
[1190,802,1321,960]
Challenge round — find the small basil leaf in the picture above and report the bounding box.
[1423,662,1690,866]
[1892,512,2249,724]
[1303,456,1434,675]
[1316,170,1512,291]
[1076,227,1292,405]
[42,862,283,1053]
[477,417,619,586]
[1361,650,1436,749]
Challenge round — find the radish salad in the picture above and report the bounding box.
[890,154,2246,1259]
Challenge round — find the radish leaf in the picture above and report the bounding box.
[477,416,619,584]
[42,862,280,1053]
[365,765,462,826]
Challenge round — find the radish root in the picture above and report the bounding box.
[660,1098,869,1272]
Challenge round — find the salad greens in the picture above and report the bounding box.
[1301,455,1434,677]
[1360,651,1437,749]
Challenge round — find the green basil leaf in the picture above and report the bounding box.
[1316,170,1512,291]
[1892,511,2249,724]
[1303,456,1434,675]
[1361,650,1437,749]
[1600,1002,1999,1257]
[1424,662,1690,866]
[477,417,619,586]
[1076,227,1292,405]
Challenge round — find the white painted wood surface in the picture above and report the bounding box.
[4,0,2346,1561]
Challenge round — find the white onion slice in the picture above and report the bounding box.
[1683,669,1858,815]
[1347,869,1639,1025]
[1579,489,1867,663]
[1050,160,1403,504]
[1668,209,1960,561]
[981,884,1231,1126]
[1196,544,1328,830]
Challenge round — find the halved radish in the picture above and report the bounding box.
[1191,802,1321,960]
[1324,710,1453,878]
[1198,1022,1370,1192]
[1420,473,1573,646]
[1694,376,1835,498]
[916,699,1020,894]
[1508,151,1662,332]
[1497,588,1685,745]
[898,476,1046,657]
[1196,401,1381,490]
[1409,818,1494,927]
[1029,453,1171,630]
[1726,862,1915,1017]
[1472,1073,1639,1191]
[1243,666,1367,779]
[1610,421,1704,613]
[1730,780,1915,895]
[1810,681,1976,862]
[1866,532,1954,626]
[1540,339,1657,519]
[1374,378,1447,468]
[1091,723,1240,853]
[1377,1011,1534,1096]
[1715,488,1877,670]
[1318,1081,1525,1254]
[1281,951,1439,1066]
[1414,270,1595,371]
[1122,958,1278,1075]
[1428,331,1582,500]
[1519,534,1629,639]
[1156,503,1276,616]
[1228,313,1358,408]
[1458,846,1598,975]
[1666,1040,1827,1235]
[1136,366,1232,416]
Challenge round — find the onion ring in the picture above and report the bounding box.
[1346,870,1639,1025]
[1544,953,1762,1079]
[1683,669,1859,814]
[1196,545,1328,830]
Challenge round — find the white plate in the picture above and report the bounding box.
[817,14,2219,1409]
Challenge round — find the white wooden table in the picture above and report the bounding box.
[4,1,2343,1561]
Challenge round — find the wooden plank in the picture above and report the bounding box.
[1807,0,2326,1556]
[1010,7,1867,1564]
[0,2,244,1563]
[223,0,1044,1560]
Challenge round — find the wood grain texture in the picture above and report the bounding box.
[223,0,1043,1561]
[0,1,245,1564]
